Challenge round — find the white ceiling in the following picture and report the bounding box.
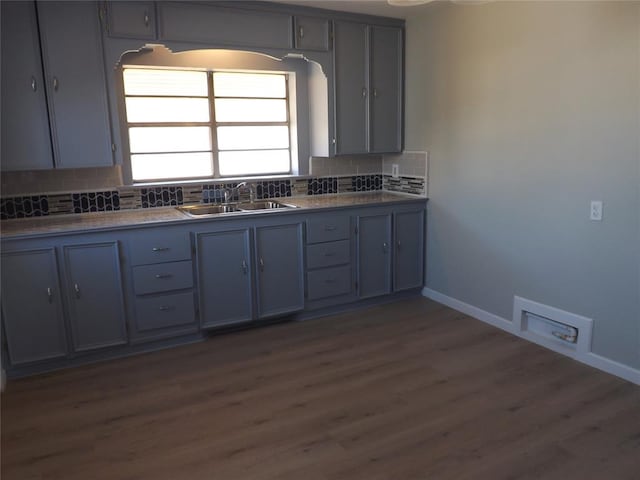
[270,0,432,19]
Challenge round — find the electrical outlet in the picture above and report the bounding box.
[590,200,603,221]
[391,164,399,178]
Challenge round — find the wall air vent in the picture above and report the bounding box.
[513,296,593,358]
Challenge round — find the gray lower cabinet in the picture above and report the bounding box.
[357,214,393,298]
[196,222,304,327]
[62,242,127,351]
[1,249,67,365]
[394,210,425,291]
[333,21,403,155]
[0,1,54,171]
[197,229,253,328]
[357,208,425,298]
[255,223,304,318]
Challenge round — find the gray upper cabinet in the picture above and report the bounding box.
[393,210,425,291]
[0,1,54,171]
[357,214,393,298]
[333,21,403,155]
[294,16,330,51]
[37,1,113,168]
[159,2,292,49]
[197,229,253,328]
[255,223,304,318]
[103,1,156,39]
[369,26,403,153]
[62,242,127,352]
[1,249,68,365]
[100,1,156,40]
[333,21,368,155]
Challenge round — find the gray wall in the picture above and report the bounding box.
[406,1,640,369]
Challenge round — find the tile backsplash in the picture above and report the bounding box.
[0,153,428,219]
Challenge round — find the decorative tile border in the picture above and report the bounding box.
[0,174,425,219]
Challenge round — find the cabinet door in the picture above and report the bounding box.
[357,214,392,298]
[37,1,113,168]
[255,223,304,319]
[369,25,403,153]
[159,3,292,49]
[105,1,156,39]
[63,242,127,351]
[294,16,330,51]
[0,1,54,171]
[333,21,368,155]
[197,229,253,328]
[394,210,424,291]
[1,249,67,365]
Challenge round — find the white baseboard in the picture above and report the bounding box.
[422,287,640,386]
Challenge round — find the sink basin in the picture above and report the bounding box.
[237,201,297,211]
[177,204,240,217]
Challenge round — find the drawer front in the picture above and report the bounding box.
[307,240,350,269]
[307,265,352,301]
[307,215,350,244]
[135,291,196,332]
[129,230,191,266]
[132,260,193,295]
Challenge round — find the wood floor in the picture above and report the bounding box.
[2,297,639,480]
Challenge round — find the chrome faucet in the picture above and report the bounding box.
[223,182,247,203]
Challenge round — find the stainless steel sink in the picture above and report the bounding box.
[237,201,297,211]
[177,204,241,217]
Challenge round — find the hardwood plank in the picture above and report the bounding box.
[2,297,638,480]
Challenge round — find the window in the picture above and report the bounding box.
[122,68,292,183]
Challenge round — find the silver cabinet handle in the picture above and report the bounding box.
[47,287,53,303]
[144,11,149,27]
[397,240,402,250]
[52,77,59,91]
[362,87,367,98]
[299,26,304,38]
[152,247,169,252]
[159,305,174,312]
[74,283,80,298]
[383,242,389,253]
[373,88,378,98]
[31,76,37,92]
[242,259,248,274]
[154,274,172,279]
[259,257,264,272]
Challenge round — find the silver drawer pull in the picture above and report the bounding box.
[144,11,150,27]
[242,259,248,274]
[152,247,169,252]
[159,305,174,312]
[259,257,265,272]
[47,287,53,303]
[154,274,173,279]
[397,240,402,250]
[74,283,81,298]
[383,242,389,253]
[52,77,59,91]
[299,26,304,38]
[324,225,336,231]
[31,76,37,92]
[324,252,336,257]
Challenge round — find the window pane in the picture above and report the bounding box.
[125,97,210,123]
[129,127,211,153]
[131,152,213,181]
[213,72,286,98]
[218,150,290,176]
[217,126,289,150]
[123,69,208,97]
[215,99,287,122]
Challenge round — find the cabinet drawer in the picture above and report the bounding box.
[132,260,193,295]
[307,265,352,300]
[307,240,350,269]
[129,230,191,266]
[135,291,196,332]
[307,215,350,244]
[294,16,330,51]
